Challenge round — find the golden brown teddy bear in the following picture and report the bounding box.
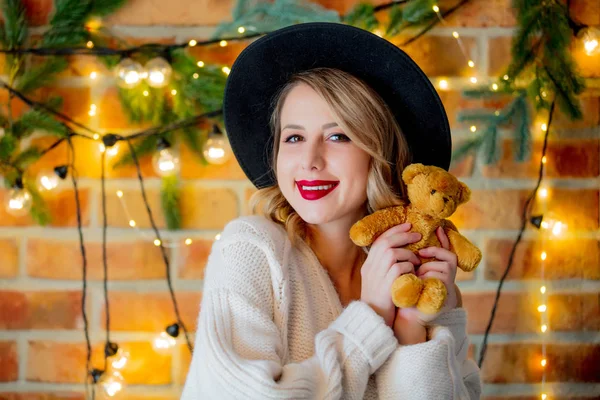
[349,163,482,314]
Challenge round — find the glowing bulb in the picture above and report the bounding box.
[470,125,477,132]
[541,324,548,332]
[143,90,149,96]
[541,394,547,400]
[154,239,161,246]
[222,67,231,75]
[541,358,547,367]
[452,31,459,38]
[90,71,97,80]
[188,39,197,47]
[578,26,600,56]
[539,188,548,198]
[145,57,172,88]
[99,371,126,398]
[538,213,567,237]
[153,331,177,353]
[171,89,177,95]
[88,104,97,116]
[193,73,199,79]
[93,134,100,140]
[503,74,509,80]
[37,169,60,191]
[197,61,205,68]
[110,348,129,371]
[373,29,383,37]
[540,251,547,261]
[114,58,144,89]
[540,286,546,294]
[215,233,221,240]
[5,188,33,217]
[492,83,498,91]
[438,79,449,90]
[238,26,246,33]
[468,60,475,68]
[185,238,192,245]
[470,77,478,84]
[220,40,228,47]
[432,5,440,12]
[541,123,547,132]
[538,305,547,312]
[129,220,136,227]
[116,190,123,198]
[542,156,547,164]
[102,142,119,157]
[203,132,232,165]
[152,148,180,176]
[86,41,94,49]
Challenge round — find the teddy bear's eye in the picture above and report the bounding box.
[431,189,437,195]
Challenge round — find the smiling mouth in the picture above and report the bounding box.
[296,182,339,200]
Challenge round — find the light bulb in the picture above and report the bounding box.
[537,213,567,237]
[438,79,449,90]
[578,26,600,56]
[114,58,144,89]
[6,188,32,217]
[110,348,129,371]
[37,169,60,191]
[153,331,177,353]
[541,324,548,332]
[537,305,547,312]
[145,57,172,88]
[99,371,126,398]
[202,127,232,165]
[152,148,180,176]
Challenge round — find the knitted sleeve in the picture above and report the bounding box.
[181,219,398,399]
[374,308,482,399]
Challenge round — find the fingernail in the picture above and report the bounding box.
[400,222,411,228]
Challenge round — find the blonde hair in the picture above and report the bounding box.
[248,67,411,248]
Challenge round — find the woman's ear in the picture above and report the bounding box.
[457,181,471,204]
[402,163,428,185]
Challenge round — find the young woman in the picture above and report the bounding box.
[182,22,481,399]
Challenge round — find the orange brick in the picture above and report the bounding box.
[450,139,476,178]
[463,292,600,334]
[451,189,528,229]
[180,143,247,180]
[98,87,153,131]
[485,238,599,280]
[180,185,239,229]
[26,239,167,280]
[243,187,258,216]
[0,291,83,330]
[187,41,247,67]
[0,89,31,119]
[481,343,600,383]
[0,188,90,228]
[437,90,484,130]
[104,0,235,26]
[572,41,600,78]
[389,36,478,78]
[553,95,600,130]
[0,239,19,278]
[178,238,214,279]
[22,0,54,26]
[177,343,192,385]
[26,341,171,384]
[482,139,599,178]
[488,36,512,78]
[439,0,516,27]
[570,0,600,26]
[0,393,84,400]
[531,188,599,231]
[102,292,201,332]
[0,341,17,382]
[34,87,91,127]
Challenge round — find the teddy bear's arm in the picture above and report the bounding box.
[445,229,482,272]
[349,205,408,247]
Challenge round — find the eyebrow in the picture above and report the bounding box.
[282,122,339,131]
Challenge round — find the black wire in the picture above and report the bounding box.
[124,138,193,353]
[477,99,556,368]
[67,136,95,400]
[101,148,111,372]
[402,0,472,46]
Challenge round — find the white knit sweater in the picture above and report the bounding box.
[181,215,482,399]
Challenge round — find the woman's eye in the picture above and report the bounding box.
[284,134,301,143]
[330,133,350,142]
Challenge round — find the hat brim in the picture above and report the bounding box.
[223,22,451,189]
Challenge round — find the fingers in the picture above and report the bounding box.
[436,227,450,250]
[419,270,450,286]
[418,246,457,267]
[416,261,456,281]
[385,261,415,282]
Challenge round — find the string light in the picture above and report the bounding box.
[88,104,97,116]
[470,125,477,132]
[153,323,180,354]
[93,133,100,140]
[537,305,547,312]
[185,238,193,245]
[197,61,205,68]
[577,26,600,56]
[143,90,149,96]
[99,371,126,398]
[541,324,548,332]
[540,358,547,367]
[188,39,197,47]
[171,89,177,95]
[540,251,547,261]
[219,40,228,47]
[222,66,231,75]
[203,124,232,165]
[238,26,246,34]
[492,83,499,91]
[541,123,548,132]
[145,57,172,88]
[90,71,97,80]
[539,187,548,198]
[86,41,94,49]
[129,220,136,227]
[114,58,144,88]
[540,286,546,294]
[438,79,449,90]
[36,166,68,191]
[470,77,478,84]
[152,138,180,176]
[109,348,130,371]
[193,73,199,79]
[5,187,32,217]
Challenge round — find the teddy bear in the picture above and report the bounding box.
[349,163,481,314]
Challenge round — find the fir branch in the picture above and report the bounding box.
[451,135,485,164]
[0,134,17,162]
[512,95,532,162]
[481,125,500,165]
[402,0,435,23]
[1,0,27,49]
[161,174,181,230]
[15,57,69,94]
[90,0,128,17]
[24,179,51,226]
[112,134,159,168]
[180,126,208,166]
[43,0,92,48]
[12,146,41,169]
[12,109,69,138]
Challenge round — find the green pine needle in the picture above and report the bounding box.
[0,135,17,162]
[24,179,51,226]
[1,0,27,48]
[15,57,69,94]
[161,175,181,230]
[13,147,41,170]
[12,109,69,138]
[90,0,127,17]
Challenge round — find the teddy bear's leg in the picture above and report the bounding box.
[391,273,424,308]
[416,278,447,314]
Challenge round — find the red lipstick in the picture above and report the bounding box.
[296,180,339,201]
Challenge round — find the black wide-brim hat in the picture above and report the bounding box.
[223,22,451,190]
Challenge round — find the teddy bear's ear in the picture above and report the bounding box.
[457,181,471,204]
[402,163,429,184]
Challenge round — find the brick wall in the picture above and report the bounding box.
[0,0,599,399]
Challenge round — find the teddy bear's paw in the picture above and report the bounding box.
[416,277,447,315]
[391,273,424,308]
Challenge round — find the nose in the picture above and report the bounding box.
[301,141,325,171]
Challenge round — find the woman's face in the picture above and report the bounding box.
[276,83,371,225]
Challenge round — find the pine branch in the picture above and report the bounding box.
[180,126,208,166]
[12,109,69,138]
[481,125,500,165]
[15,57,68,93]
[451,135,485,164]
[90,0,128,17]
[1,0,27,49]
[43,0,92,48]
[161,175,181,230]
[24,179,51,226]
[112,134,159,168]
[0,134,17,162]
[12,146,41,169]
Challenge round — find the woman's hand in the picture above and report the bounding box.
[393,227,459,340]
[360,222,422,328]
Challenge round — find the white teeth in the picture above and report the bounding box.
[301,184,334,191]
